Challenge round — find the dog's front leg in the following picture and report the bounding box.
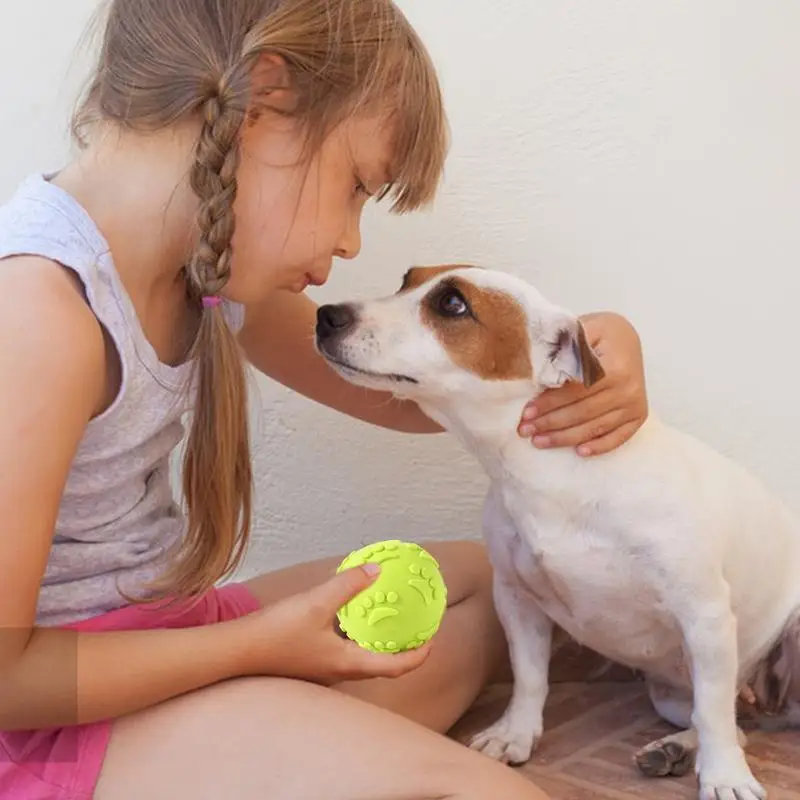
[469,488,552,765]
[469,575,553,765]
[680,588,766,800]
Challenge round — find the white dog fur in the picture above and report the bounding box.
[314,264,800,800]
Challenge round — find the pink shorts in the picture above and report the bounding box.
[0,582,261,799]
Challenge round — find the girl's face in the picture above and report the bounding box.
[227,112,394,302]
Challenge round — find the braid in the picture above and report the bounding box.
[154,66,255,600]
[187,73,248,299]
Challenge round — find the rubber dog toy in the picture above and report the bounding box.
[336,540,447,653]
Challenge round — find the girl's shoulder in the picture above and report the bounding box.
[0,251,107,415]
[0,172,111,383]
[0,172,245,360]
[0,173,109,276]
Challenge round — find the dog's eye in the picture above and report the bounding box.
[437,290,469,318]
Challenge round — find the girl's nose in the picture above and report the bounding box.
[334,215,362,260]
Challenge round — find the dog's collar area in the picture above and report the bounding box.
[323,355,418,384]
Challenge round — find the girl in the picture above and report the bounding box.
[0,1,648,798]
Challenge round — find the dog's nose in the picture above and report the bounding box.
[316,303,356,339]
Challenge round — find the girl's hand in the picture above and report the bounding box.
[240,564,432,685]
[518,312,648,456]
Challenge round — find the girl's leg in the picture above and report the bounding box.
[242,539,509,732]
[94,675,549,800]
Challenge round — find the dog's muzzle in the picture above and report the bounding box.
[316,303,357,343]
[315,301,418,385]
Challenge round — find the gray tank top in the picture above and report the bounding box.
[0,173,245,626]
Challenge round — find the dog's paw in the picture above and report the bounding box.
[635,737,694,778]
[697,749,766,800]
[697,778,766,800]
[468,715,540,766]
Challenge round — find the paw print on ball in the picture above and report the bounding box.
[407,561,439,606]
[351,590,401,627]
[344,590,404,653]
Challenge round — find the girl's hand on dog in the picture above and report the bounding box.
[518,312,648,456]
[240,564,431,684]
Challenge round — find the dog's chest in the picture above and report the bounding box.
[499,489,684,673]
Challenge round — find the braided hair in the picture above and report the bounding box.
[73,0,448,600]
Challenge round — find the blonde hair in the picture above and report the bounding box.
[73,0,448,602]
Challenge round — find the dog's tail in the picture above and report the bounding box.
[741,612,800,731]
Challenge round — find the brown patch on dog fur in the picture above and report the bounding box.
[398,264,477,293]
[420,276,532,381]
[573,325,606,387]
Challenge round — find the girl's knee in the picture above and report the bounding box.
[446,757,550,799]
[425,539,493,604]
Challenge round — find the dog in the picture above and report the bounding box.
[315,264,800,800]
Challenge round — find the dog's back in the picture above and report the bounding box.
[494,409,800,675]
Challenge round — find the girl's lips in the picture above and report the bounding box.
[291,273,326,293]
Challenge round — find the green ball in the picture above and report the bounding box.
[336,540,448,653]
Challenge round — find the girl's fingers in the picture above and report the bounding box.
[576,419,643,457]
[520,388,616,439]
[531,407,629,450]
[310,563,380,619]
[521,381,598,422]
[343,640,432,680]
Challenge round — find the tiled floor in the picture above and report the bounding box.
[450,641,800,798]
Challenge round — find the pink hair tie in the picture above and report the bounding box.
[201,296,222,309]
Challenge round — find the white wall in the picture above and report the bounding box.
[2,2,800,579]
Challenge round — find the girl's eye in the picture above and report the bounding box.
[437,290,470,318]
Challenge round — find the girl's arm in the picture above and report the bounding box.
[238,289,441,433]
[0,258,251,728]
[238,290,649,452]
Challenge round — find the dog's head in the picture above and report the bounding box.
[314,264,604,407]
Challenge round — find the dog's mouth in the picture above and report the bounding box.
[321,353,418,385]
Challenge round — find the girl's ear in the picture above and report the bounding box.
[247,53,297,119]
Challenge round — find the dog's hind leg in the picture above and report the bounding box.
[638,612,800,786]
[636,682,697,778]
[635,682,749,779]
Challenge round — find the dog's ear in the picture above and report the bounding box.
[537,320,605,389]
